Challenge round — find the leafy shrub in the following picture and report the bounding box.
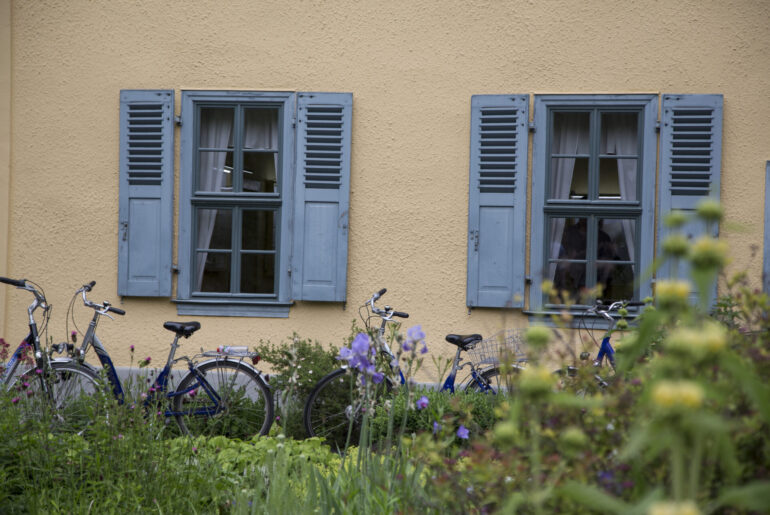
[369,387,500,442]
[254,333,341,439]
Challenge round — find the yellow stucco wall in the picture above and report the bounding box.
[3,0,770,375]
[1,0,10,333]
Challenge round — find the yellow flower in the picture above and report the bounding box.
[662,234,690,258]
[648,500,701,515]
[664,210,690,229]
[665,322,726,360]
[519,366,555,396]
[525,326,552,350]
[695,199,723,224]
[652,380,704,412]
[689,236,728,270]
[656,280,691,310]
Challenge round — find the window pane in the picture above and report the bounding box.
[551,217,587,260]
[241,254,275,294]
[243,108,278,150]
[550,157,588,199]
[598,158,637,201]
[597,218,636,302]
[596,262,634,301]
[242,152,277,193]
[196,209,232,250]
[548,217,587,300]
[200,108,234,149]
[198,151,234,192]
[242,210,275,250]
[195,252,231,293]
[551,112,590,155]
[597,218,635,261]
[600,112,638,155]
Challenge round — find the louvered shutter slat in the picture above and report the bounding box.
[118,90,174,297]
[467,95,529,308]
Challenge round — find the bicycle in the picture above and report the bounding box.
[303,288,526,450]
[555,299,646,391]
[62,280,275,439]
[1,276,101,433]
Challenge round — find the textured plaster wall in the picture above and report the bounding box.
[4,0,770,374]
[0,0,10,331]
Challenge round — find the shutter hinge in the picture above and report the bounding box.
[174,116,182,126]
[655,120,660,132]
[525,276,532,285]
[528,122,536,132]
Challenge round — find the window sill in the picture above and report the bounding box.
[523,309,638,329]
[174,298,293,318]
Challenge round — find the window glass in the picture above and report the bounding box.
[197,108,234,192]
[596,218,636,302]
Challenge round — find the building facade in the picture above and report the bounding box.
[1,0,769,372]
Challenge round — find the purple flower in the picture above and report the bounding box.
[407,325,426,343]
[130,344,135,353]
[420,343,428,354]
[402,341,413,352]
[35,369,42,375]
[456,425,469,440]
[351,333,370,355]
[433,421,441,435]
[11,397,19,404]
[416,396,429,410]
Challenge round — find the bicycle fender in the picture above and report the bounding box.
[195,357,267,381]
[49,358,100,375]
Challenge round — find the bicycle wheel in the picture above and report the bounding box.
[173,359,274,439]
[464,365,521,394]
[303,367,393,452]
[9,362,101,434]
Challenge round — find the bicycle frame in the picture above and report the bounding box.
[75,304,259,419]
[366,290,495,394]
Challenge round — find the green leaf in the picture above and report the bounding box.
[710,482,770,512]
[558,481,631,514]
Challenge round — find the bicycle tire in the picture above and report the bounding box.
[173,359,274,439]
[464,366,520,394]
[9,361,101,434]
[303,367,393,452]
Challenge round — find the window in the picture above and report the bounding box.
[540,106,649,305]
[118,90,353,317]
[467,94,723,312]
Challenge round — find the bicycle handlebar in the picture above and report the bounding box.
[367,288,409,321]
[79,282,125,317]
[0,276,27,288]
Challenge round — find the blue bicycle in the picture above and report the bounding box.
[556,299,646,390]
[63,281,274,438]
[302,288,526,449]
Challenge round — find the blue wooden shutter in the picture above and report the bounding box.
[467,95,529,308]
[118,90,175,297]
[657,94,723,305]
[292,92,352,302]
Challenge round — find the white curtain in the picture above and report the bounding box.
[195,109,233,291]
[548,115,588,280]
[600,113,637,266]
[243,110,279,193]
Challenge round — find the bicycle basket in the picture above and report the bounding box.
[466,329,527,366]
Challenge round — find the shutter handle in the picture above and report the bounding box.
[120,221,128,241]
[472,230,480,252]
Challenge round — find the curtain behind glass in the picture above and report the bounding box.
[548,114,588,281]
[600,113,637,268]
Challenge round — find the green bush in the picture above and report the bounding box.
[254,333,341,439]
[369,387,500,442]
